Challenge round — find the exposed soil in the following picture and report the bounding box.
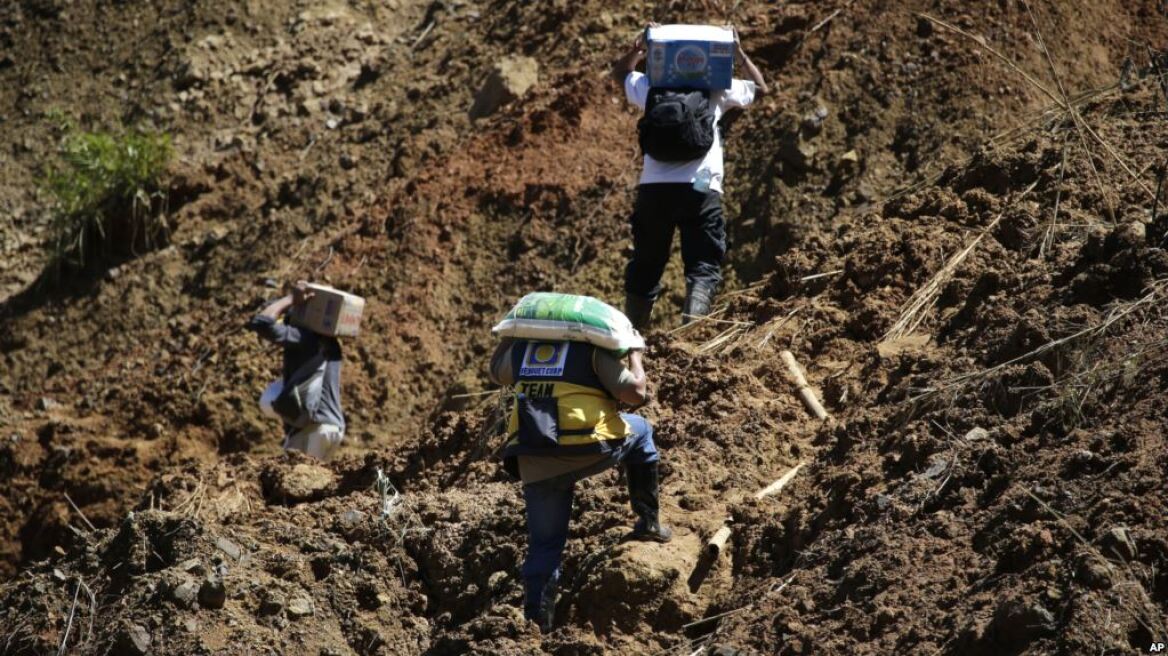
[2,0,1167,654]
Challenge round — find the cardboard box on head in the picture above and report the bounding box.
[646,24,735,90]
[289,283,365,338]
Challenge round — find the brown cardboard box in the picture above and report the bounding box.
[289,283,365,338]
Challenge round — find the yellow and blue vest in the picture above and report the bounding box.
[501,340,631,470]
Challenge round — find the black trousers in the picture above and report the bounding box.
[624,183,727,301]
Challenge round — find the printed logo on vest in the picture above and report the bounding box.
[519,342,569,378]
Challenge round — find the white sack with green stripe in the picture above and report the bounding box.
[492,292,645,352]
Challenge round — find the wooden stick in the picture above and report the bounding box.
[707,526,732,555]
[780,351,829,419]
[753,462,806,499]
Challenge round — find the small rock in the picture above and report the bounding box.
[259,590,286,616]
[215,537,242,561]
[52,568,66,582]
[36,397,61,411]
[198,576,226,610]
[1106,221,1146,252]
[119,623,151,655]
[178,558,203,574]
[1077,555,1114,590]
[338,509,366,530]
[275,463,336,502]
[1100,526,1138,561]
[287,596,314,619]
[800,103,829,136]
[922,455,949,480]
[488,571,508,589]
[469,56,539,119]
[963,427,989,441]
[172,580,199,609]
[991,598,1056,645]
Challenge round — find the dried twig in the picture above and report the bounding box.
[923,279,1167,396]
[679,575,796,632]
[883,182,1036,342]
[667,305,732,335]
[756,305,804,349]
[799,270,843,282]
[55,580,81,656]
[1040,137,1069,258]
[918,13,1153,200]
[411,20,436,51]
[1020,0,1115,219]
[63,492,96,533]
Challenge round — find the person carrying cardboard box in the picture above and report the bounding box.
[248,281,346,460]
[613,24,769,328]
[488,320,671,631]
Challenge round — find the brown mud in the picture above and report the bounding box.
[2,0,1167,654]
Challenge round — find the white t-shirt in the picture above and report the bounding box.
[625,72,757,194]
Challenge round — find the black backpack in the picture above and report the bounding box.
[637,87,716,162]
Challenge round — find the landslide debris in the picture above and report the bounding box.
[2,0,1168,654]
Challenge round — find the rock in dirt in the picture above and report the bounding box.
[1100,526,1137,561]
[118,623,151,655]
[1076,555,1114,590]
[963,427,989,441]
[469,56,538,119]
[269,463,336,503]
[171,580,199,609]
[287,595,314,619]
[215,536,242,560]
[1106,221,1146,253]
[258,590,286,616]
[990,598,1056,646]
[198,576,226,609]
[36,397,62,411]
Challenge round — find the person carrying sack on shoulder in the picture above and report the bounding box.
[613,25,768,328]
[489,336,671,632]
[248,281,345,460]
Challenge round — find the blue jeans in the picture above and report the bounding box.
[521,414,658,614]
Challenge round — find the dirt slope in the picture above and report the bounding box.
[2,0,1167,654]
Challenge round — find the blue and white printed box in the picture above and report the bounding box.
[646,24,735,90]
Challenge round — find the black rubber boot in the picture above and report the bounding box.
[624,293,655,331]
[523,571,558,632]
[681,282,716,324]
[626,462,673,543]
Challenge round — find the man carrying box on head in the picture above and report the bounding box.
[248,280,347,461]
[613,24,769,328]
[488,296,672,631]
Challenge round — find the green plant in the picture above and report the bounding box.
[43,126,173,270]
